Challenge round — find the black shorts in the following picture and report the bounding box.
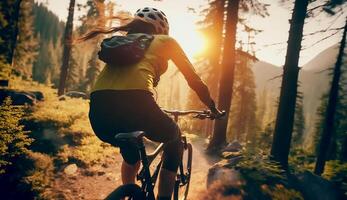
[89,90,183,172]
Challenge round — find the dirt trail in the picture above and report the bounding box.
[52,138,218,200]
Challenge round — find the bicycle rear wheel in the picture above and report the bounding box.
[173,143,193,200]
[105,184,144,200]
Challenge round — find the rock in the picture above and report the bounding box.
[97,171,106,176]
[25,91,44,101]
[64,164,78,175]
[59,91,88,100]
[0,89,36,105]
[222,151,242,159]
[290,171,343,200]
[105,172,118,181]
[207,161,242,188]
[223,140,243,152]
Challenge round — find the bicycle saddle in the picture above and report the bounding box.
[114,131,145,146]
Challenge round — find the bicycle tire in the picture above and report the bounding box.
[104,184,144,200]
[173,143,193,200]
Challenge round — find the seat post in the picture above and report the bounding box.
[138,141,155,199]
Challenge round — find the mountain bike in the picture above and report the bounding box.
[105,109,222,200]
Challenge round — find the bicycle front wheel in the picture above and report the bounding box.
[105,184,144,200]
[173,143,193,200]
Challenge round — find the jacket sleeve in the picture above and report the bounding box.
[164,37,215,109]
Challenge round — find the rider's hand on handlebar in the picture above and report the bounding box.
[209,107,225,119]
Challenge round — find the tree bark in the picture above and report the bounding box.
[208,0,240,151]
[58,0,76,96]
[314,20,346,175]
[270,0,309,169]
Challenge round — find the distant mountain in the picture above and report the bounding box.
[252,61,282,93]
[302,44,339,72]
[251,43,339,137]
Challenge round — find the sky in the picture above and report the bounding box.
[35,0,346,66]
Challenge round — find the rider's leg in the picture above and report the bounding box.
[121,160,140,184]
[157,133,184,199]
[157,168,177,199]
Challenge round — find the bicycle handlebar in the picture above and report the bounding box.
[162,109,225,120]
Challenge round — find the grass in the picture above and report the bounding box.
[3,77,119,199]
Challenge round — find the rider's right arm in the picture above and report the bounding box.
[161,36,215,109]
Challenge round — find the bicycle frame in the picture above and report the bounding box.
[137,110,206,200]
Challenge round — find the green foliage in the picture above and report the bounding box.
[66,47,81,91]
[219,150,303,200]
[256,122,275,151]
[33,3,64,46]
[22,151,54,199]
[229,53,258,142]
[25,84,117,167]
[292,92,305,147]
[231,151,287,186]
[312,63,347,161]
[81,48,103,93]
[1,78,118,199]
[323,160,347,195]
[0,97,32,174]
[32,2,64,85]
[12,0,38,79]
[0,55,12,80]
[0,0,21,64]
[288,148,316,171]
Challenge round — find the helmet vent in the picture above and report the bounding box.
[148,14,156,20]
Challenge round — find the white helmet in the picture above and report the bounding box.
[135,7,169,35]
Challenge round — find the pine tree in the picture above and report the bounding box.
[66,46,80,91]
[83,49,102,92]
[12,0,38,80]
[32,3,64,84]
[315,22,346,175]
[79,0,106,93]
[229,50,258,143]
[256,88,268,130]
[207,0,268,152]
[0,0,22,65]
[270,0,309,169]
[292,90,305,148]
[58,0,76,95]
[0,0,22,85]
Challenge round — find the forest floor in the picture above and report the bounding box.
[51,136,219,200]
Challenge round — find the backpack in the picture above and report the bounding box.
[98,33,154,66]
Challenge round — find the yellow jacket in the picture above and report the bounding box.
[92,34,213,107]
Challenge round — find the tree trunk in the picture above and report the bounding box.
[0,0,21,86]
[58,0,76,96]
[270,0,309,169]
[314,21,346,175]
[208,0,240,151]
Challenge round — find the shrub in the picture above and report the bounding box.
[0,97,32,174]
[323,160,347,196]
[210,150,304,200]
[23,151,54,199]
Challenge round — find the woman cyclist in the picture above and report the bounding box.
[83,7,223,200]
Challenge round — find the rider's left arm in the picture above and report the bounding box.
[163,37,216,110]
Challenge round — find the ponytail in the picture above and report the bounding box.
[76,26,127,42]
[76,18,156,43]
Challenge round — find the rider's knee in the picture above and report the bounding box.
[162,123,181,143]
